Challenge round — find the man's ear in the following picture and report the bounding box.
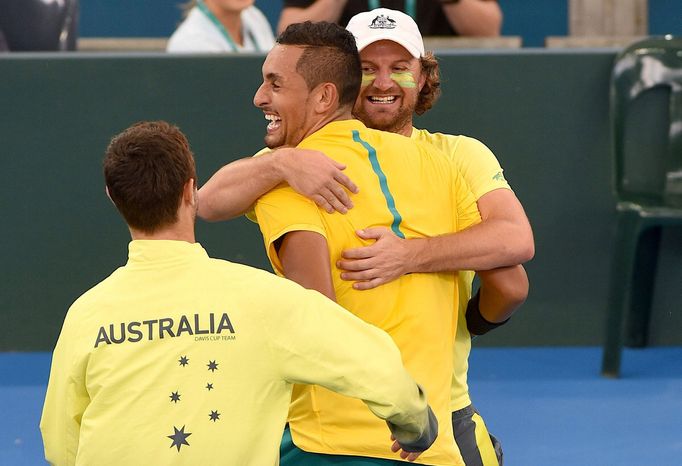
[313,82,339,114]
[183,178,197,204]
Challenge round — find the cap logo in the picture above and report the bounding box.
[368,15,396,30]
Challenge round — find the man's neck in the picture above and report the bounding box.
[398,122,414,137]
[130,220,196,243]
[301,108,354,141]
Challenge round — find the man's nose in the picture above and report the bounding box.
[253,83,267,108]
[372,70,395,92]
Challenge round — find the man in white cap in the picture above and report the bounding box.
[338,8,534,466]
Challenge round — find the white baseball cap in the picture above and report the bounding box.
[346,8,425,58]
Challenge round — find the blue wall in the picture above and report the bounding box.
[499,0,567,47]
[649,0,682,36]
[78,0,681,47]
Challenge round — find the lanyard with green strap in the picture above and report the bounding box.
[196,0,260,52]
[367,0,416,20]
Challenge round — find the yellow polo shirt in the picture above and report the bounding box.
[255,119,481,466]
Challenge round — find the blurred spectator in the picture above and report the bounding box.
[167,0,275,53]
[278,0,502,36]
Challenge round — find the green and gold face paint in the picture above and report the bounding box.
[361,73,375,87]
[361,71,418,88]
[390,71,417,88]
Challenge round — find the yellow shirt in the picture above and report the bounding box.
[411,128,511,411]
[255,119,481,466]
[40,240,434,466]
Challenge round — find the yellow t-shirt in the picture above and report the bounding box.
[411,128,511,411]
[255,119,481,466]
[40,240,433,466]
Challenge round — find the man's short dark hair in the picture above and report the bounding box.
[103,121,196,233]
[277,21,361,109]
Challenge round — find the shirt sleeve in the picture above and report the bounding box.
[259,276,435,446]
[451,166,482,231]
[40,309,91,466]
[447,135,511,200]
[254,185,327,276]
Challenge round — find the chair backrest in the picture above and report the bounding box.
[611,36,682,207]
[0,0,79,51]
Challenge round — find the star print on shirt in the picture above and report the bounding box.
[206,383,214,391]
[168,425,192,451]
[207,360,219,372]
[178,356,189,367]
[169,391,181,403]
[209,410,221,422]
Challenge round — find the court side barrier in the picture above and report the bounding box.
[2,50,681,350]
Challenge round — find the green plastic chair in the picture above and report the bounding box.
[601,36,682,377]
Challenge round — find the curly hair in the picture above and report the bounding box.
[415,52,441,115]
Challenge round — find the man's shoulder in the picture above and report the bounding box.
[413,128,496,161]
[205,257,313,302]
[413,127,462,150]
[65,266,126,323]
[204,256,272,281]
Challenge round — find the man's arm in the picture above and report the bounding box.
[467,264,528,335]
[338,188,534,289]
[198,147,358,221]
[277,230,336,301]
[277,0,349,34]
[442,0,502,37]
[40,317,90,465]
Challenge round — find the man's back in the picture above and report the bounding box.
[42,240,303,464]
[41,239,432,465]
[254,119,481,465]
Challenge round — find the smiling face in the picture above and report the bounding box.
[353,40,426,136]
[253,45,316,149]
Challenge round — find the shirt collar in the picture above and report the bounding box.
[126,240,208,266]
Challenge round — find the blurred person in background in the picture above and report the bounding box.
[277,0,502,37]
[167,0,275,53]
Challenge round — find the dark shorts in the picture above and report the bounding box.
[279,426,410,466]
[451,405,503,466]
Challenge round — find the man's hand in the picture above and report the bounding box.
[276,148,359,214]
[390,435,423,461]
[337,227,412,289]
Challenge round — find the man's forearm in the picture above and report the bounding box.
[465,265,527,335]
[442,0,502,37]
[477,265,528,323]
[408,216,534,273]
[198,151,285,222]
